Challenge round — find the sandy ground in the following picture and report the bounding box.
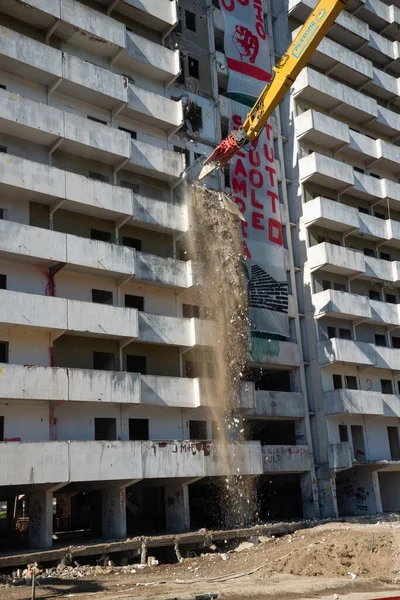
[3,522,400,600]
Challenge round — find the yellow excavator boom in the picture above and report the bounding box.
[198,0,349,181]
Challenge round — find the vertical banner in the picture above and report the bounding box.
[219,0,289,339]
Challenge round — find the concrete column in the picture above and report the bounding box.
[372,471,383,513]
[6,498,14,537]
[164,483,190,534]
[300,473,317,519]
[102,487,127,540]
[28,491,53,549]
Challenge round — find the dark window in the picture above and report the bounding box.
[375,212,385,219]
[87,115,107,125]
[204,307,216,320]
[183,304,200,318]
[345,375,358,390]
[363,248,375,257]
[393,336,400,349]
[354,166,365,174]
[381,379,393,394]
[126,355,146,374]
[0,145,7,153]
[174,145,190,167]
[94,418,116,441]
[339,424,348,442]
[186,361,201,378]
[328,238,341,246]
[370,172,381,179]
[0,416,3,441]
[224,168,230,188]
[118,126,137,139]
[122,236,141,251]
[318,235,326,244]
[90,228,111,242]
[358,207,369,214]
[0,274,6,290]
[375,334,387,347]
[334,282,346,292]
[380,252,391,261]
[89,171,109,183]
[92,289,113,305]
[0,342,8,363]
[188,56,199,79]
[333,374,343,389]
[189,420,207,440]
[185,10,196,31]
[120,180,139,193]
[327,326,336,339]
[93,352,115,371]
[322,280,331,291]
[125,294,144,311]
[0,209,5,220]
[129,418,149,441]
[0,84,6,90]
[369,290,380,301]
[398,381,400,395]
[386,293,397,304]
[388,427,400,460]
[339,328,352,340]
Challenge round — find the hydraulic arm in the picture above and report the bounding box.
[198,0,349,181]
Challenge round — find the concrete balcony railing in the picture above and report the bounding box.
[0,290,139,339]
[318,338,376,368]
[296,111,350,152]
[124,83,183,132]
[313,289,371,321]
[262,445,312,473]
[122,31,180,83]
[0,220,191,288]
[0,440,263,488]
[247,390,305,419]
[0,154,188,234]
[328,442,353,471]
[128,138,185,182]
[120,0,178,33]
[138,313,212,348]
[324,388,400,418]
[299,153,354,190]
[0,0,126,55]
[369,298,400,327]
[0,363,205,408]
[302,197,358,232]
[308,243,365,276]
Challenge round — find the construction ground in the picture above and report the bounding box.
[3,520,400,599]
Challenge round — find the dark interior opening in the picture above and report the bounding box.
[93,351,115,371]
[94,418,116,441]
[244,419,296,445]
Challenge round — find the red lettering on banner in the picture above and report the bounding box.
[267,190,279,214]
[251,188,263,210]
[232,177,247,198]
[242,221,248,238]
[234,196,246,214]
[269,219,283,246]
[252,212,264,230]
[249,151,260,167]
[263,144,274,163]
[249,169,263,188]
[233,114,243,127]
[265,165,276,187]
[234,159,247,179]
[221,0,234,11]
[265,123,273,141]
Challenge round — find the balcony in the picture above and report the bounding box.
[250,341,301,368]
[128,138,185,182]
[0,363,205,408]
[324,389,400,417]
[328,442,353,471]
[369,299,399,327]
[0,440,263,489]
[318,338,376,368]
[248,391,305,419]
[262,445,312,473]
[112,0,178,33]
[136,253,192,289]
[293,68,378,125]
[308,243,365,276]
[313,290,371,321]
[123,83,183,132]
[0,290,139,339]
[295,111,349,152]
[302,197,358,232]
[299,153,354,190]
[0,0,125,56]
[138,313,212,348]
[117,31,180,84]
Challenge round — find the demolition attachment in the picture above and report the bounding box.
[198,127,249,181]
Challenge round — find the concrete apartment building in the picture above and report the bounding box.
[2,0,399,553]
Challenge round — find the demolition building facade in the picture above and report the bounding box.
[1,0,400,551]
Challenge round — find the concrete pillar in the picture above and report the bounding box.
[102,487,127,540]
[28,491,53,549]
[164,483,190,534]
[300,473,317,519]
[372,471,383,513]
[6,498,14,537]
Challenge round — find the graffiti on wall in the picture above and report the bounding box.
[264,446,312,464]
[150,441,215,457]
